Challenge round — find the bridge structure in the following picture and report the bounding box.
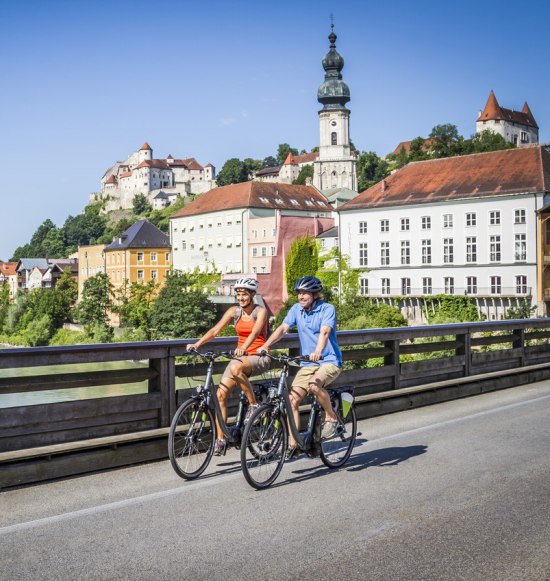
[2,318,550,490]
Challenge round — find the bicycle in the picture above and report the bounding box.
[168,348,273,480]
[240,351,357,489]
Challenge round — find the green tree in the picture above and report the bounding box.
[285,235,318,295]
[262,155,279,168]
[0,284,10,331]
[429,124,460,158]
[151,271,216,338]
[114,280,158,339]
[356,151,390,191]
[63,203,107,252]
[243,158,262,178]
[469,129,515,153]
[505,299,536,320]
[276,143,299,165]
[75,273,113,332]
[55,268,78,315]
[215,158,248,186]
[427,296,482,324]
[293,164,314,185]
[132,193,152,216]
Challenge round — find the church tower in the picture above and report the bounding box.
[313,25,357,192]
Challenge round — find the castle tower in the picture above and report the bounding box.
[476,91,539,146]
[313,24,357,192]
[138,141,153,163]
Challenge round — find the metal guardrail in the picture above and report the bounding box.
[2,318,550,488]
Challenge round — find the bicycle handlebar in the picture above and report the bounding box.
[187,347,247,361]
[259,351,322,364]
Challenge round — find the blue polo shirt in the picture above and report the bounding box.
[283,301,342,367]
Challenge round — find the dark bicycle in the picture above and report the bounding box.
[168,348,273,480]
[240,351,357,489]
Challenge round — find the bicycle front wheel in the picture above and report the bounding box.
[168,398,215,479]
[320,405,357,469]
[241,404,287,490]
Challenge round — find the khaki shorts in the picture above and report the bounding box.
[222,355,271,380]
[291,363,341,392]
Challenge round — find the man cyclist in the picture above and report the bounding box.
[258,276,342,458]
[187,278,270,455]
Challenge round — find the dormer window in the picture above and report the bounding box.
[275,198,284,205]
[259,197,269,204]
[305,200,314,207]
[290,199,299,206]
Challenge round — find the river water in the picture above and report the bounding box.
[0,361,202,408]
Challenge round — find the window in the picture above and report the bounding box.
[489,210,500,225]
[466,276,477,294]
[444,277,454,294]
[520,131,528,143]
[443,214,453,228]
[137,252,144,262]
[151,270,158,279]
[401,278,411,295]
[516,275,527,294]
[443,238,454,264]
[271,247,275,256]
[381,278,390,295]
[360,278,368,296]
[261,247,267,257]
[422,277,432,295]
[137,270,144,280]
[401,241,410,265]
[331,132,337,145]
[380,219,389,232]
[466,237,477,263]
[421,216,431,230]
[181,241,186,250]
[165,252,170,261]
[490,235,501,262]
[490,276,501,294]
[359,221,367,234]
[515,209,526,224]
[380,241,390,265]
[515,234,527,260]
[400,218,410,231]
[422,240,432,264]
[466,212,477,227]
[252,248,258,257]
[151,252,157,262]
[359,243,368,267]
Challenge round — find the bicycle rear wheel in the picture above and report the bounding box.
[320,405,357,469]
[241,404,287,490]
[169,398,215,479]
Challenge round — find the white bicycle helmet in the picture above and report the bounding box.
[234,278,258,292]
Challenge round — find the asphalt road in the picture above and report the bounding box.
[1,382,550,581]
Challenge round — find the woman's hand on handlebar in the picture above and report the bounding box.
[233,348,248,357]
[186,343,199,352]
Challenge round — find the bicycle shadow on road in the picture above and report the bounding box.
[346,445,428,472]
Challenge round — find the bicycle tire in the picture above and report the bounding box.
[241,404,287,490]
[320,405,357,469]
[168,398,215,479]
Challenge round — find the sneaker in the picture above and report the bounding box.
[321,419,339,440]
[244,404,259,424]
[285,445,300,461]
[214,439,227,456]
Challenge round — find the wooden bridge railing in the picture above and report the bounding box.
[2,318,550,488]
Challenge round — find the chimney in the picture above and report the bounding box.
[305,177,312,185]
[381,179,387,193]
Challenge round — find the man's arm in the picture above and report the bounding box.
[309,325,331,361]
[257,322,291,352]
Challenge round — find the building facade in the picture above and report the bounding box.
[339,146,550,321]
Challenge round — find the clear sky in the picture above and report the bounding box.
[1,0,549,260]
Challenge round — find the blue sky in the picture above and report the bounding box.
[1,0,550,259]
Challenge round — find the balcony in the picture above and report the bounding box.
[365,287,532,298]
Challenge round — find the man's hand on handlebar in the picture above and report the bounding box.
[308,352,323,362]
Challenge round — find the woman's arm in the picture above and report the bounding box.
[187,307,235,351]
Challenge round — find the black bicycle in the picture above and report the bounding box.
[240,352,357,489]
[168,348,273,480]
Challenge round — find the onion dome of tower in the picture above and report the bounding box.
[317,24,350,110]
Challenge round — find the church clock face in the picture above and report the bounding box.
[330,120,337,127]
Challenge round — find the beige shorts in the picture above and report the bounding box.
[291,363,341,392]
[222,355,271,380]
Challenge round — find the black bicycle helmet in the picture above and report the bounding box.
[294,276,323,293]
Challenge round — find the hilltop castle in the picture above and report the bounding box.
[90,142,216,211]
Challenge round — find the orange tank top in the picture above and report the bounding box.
[236,315,268,353]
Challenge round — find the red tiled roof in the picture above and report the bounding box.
[170,157,204,170]
[283,153,296,165]
[391,139,436,156]
[170,181,331,218]
[120,171,132,178]
[105,174,118,184]
[140,141,152,150]
[341,145,550,211]
[477,90,538,129]
[294,152,319,164]
[0,262,17,276]
[135,160,170,170]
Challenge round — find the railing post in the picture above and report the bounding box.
[149,352,173,427]
[457,332,471,377]
[384,339,400,390]
[513,328,526,367]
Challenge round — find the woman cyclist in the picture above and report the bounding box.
[186,278,270,455]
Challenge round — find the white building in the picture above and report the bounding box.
[476,90,538,146]
[91,142,216,211]
[339,146,550,321]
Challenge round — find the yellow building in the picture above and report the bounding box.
[104,220,172,291]
[77,244,106,301]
